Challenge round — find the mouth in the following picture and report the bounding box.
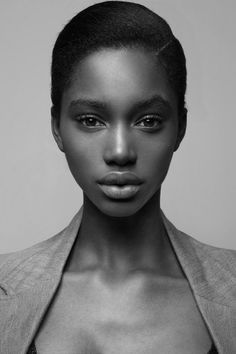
[97,172,143,200]
[98,184,141,199]
[97,171,143,185]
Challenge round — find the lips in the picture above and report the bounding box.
[97,172,143,199]
[97,172,143,186]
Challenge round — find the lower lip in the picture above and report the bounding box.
[98,184,141,199]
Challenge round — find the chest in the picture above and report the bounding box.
[34,274,213,354]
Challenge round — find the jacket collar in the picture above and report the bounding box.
[1,206,236,353]
[0,208,83,353]
[162,212,236,353]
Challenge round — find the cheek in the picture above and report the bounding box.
[64,147,87,181]
[60,128,97,186]
[154,147,174,180]
[148,146,174,183]
[139,132,176,191]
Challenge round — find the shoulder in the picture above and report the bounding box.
[0,231,64,295]
[0,222,70,262]
[162,211,236,272]
[0,209,82,297]
[179,229,236,305]
[183,231,236,305]
[162,212,236,305]
[180,228,236,272]
[0,208,82,297]
[0,234,56,262]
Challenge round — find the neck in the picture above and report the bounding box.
[67,190,182,279]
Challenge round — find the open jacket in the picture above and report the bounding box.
[0,206,236,354]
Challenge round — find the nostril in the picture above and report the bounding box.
[103,148,137,166]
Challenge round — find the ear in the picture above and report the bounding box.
[51,106,64,152]
[174,107,187,152]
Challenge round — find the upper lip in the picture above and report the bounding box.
[97,172,143,186]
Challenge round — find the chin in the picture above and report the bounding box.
[94,198,149,218]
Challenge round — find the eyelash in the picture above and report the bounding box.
[136,116,162,128]
[76,115,163,129]
[77,115,104,127]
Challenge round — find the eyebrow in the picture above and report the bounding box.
[69,98,107,110]
[130,95,172,112]
[69,94,172,112]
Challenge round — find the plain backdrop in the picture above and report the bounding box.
[0,0,235,253]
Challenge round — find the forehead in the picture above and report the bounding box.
[62,47,177,111]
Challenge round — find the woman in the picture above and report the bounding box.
[0,1,235,353]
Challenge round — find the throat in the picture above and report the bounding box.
[65,194,183,279]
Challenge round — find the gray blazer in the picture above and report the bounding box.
[0,206,236,354]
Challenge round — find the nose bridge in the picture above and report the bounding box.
[103,121,136,165]
[114,121,128,154]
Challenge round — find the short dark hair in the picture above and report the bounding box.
[51,1,187,115]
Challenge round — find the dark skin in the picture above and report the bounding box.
[35,48,212,353]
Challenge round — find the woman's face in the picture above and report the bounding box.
[52,47,186,217]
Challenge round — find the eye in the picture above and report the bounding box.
[76,115,105,128]
[135,115,162,129]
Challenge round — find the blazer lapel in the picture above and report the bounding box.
[162,212,236,354]
[195,294,236,353]
[0,208,83,354]
[1,278,61,354]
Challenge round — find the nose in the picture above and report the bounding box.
[103,123,137,166]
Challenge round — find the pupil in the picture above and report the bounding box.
[145,118,154,126]
[88,118,95,125]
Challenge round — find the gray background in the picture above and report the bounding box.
[0,0,235,252]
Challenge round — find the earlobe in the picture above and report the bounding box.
[174,108,187,152]
[51,106,64,152]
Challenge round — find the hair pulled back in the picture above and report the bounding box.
[51,1,187,115]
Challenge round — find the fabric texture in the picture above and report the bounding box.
[0,206,236,354]
[26,341,218,354]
